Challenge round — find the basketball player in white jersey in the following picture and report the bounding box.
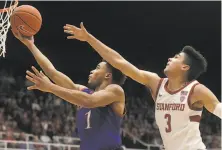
[64,22,222,150]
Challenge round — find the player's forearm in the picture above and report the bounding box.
[48,83,92,107]
[87,34,125,70]
[27,43,79,90]
[26,43,55,77]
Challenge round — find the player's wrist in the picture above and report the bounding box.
[86,33,94,43]
[47,82,55,93]
[25,42,35,49]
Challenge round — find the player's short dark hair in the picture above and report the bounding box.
[182,46,208,81]
[102,60,127,86]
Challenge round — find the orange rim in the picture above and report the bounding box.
[0,0,18,13]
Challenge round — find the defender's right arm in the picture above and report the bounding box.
[88,36,161,97]
[64,23,160,95]
[87,36,160,87]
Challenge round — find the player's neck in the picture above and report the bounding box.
[95,81,110,92]
[167,77,188,91]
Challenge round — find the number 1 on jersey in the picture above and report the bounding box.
[164,113,171,132]
[85,110,92,129]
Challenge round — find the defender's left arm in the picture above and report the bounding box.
[193,84,221,119]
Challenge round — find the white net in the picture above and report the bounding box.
[0,0,18,57]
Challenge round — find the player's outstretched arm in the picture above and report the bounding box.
[64,23,160,92]
[26,67,124,108]
[192,84,221,119]
[48,84,124,108]
[12,30,85,90]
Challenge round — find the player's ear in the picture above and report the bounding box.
[105,73,112,79]
[182,64,190,71]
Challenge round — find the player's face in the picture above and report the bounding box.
[87,62,110,90]
[164,52,190,76]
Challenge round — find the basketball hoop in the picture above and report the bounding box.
[0,0,18,57]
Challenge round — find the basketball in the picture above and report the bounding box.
[10,5,42,36]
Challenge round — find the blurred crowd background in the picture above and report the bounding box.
[0,64,220,149]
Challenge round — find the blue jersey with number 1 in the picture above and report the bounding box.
[76,88,122,150]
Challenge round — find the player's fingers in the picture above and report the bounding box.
[67,36,76,39]
[65,24,75,28]
[31,66,41,77]
[80,22,85,30]
[65,24,79,31]
[26,70,37,78]
[27,85,37,90]
[63,26,71,30]
[26,75,37,84]
[40,71,45,77]
[64,30,73,35]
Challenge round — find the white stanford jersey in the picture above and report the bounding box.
[155,78,206,150]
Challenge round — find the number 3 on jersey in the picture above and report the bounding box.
[85,110,92,129]
[164,114,171,132]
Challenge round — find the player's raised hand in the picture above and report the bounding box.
[64,22,89,41]
[11,29,34,46]
[26,66,52,92]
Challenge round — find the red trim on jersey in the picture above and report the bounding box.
[164,79,196,95]
[189,115,201,122]
[187,83,203,111]
[154,78,164,102]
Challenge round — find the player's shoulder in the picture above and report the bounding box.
[191,83,210,99]
[105,84,125,102]
[193,83,208,94]
[105,84,124,94]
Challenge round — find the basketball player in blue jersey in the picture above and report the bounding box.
[63,22,222,150]
[12,31,126,150]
